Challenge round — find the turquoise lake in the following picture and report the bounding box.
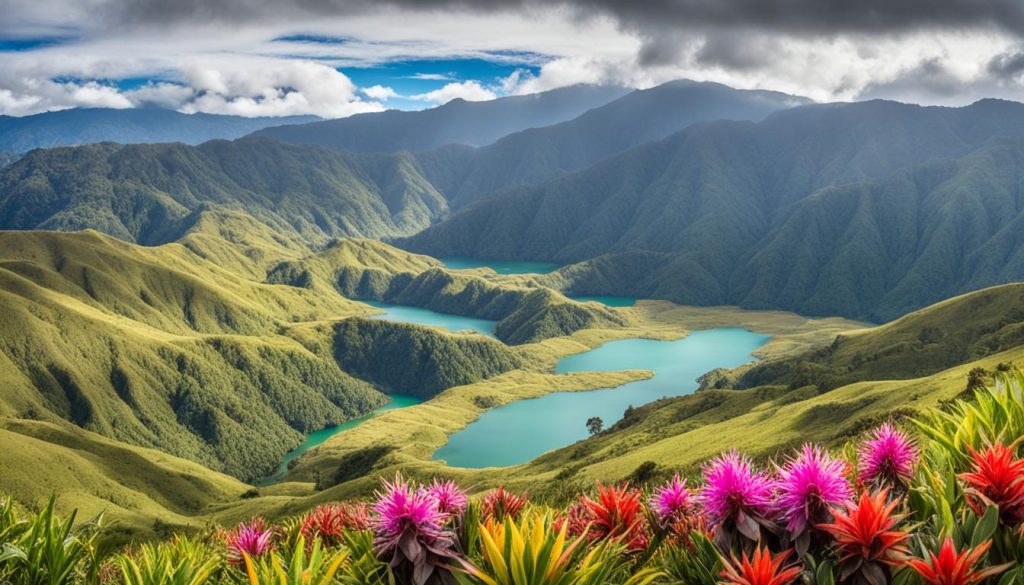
[441,257,559,274]
[433,328,770,468]
[571,295,637,307]
[365,300,497,338]
[259,395,421,485]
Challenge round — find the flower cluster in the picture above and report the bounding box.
[857,422,918,488]
[25,389,1024,585]
[224,518,273,565]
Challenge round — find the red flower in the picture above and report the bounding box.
[959,443,1024,527]
[818,489,909,583]
[581,482,650,552]
[906,537,1009,585]
[481,486,527,522]
[720,546,802,585]
[300,502,371,545]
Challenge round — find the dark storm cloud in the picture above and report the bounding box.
[989,48,1024,79]
[26,0,1024,36]
[860,57,965,101]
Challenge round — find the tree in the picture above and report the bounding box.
[586,417,603,436]
[966,367,989,393]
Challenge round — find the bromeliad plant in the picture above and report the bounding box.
[698,449,776,551]
[371,473,459,585]
[0,497,103,585]
[458,511,657,585]
[116,536,221,585]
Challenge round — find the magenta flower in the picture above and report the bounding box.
[422,479,468,516]
[698,450,775,546]
[225,518,273,565]
[858,423,918,487]
[649,474,694,527]
[775,445,853,542]
[371,474,456,585]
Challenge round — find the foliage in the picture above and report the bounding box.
[242,535,346,585]
[0,497,102,585]
[116,536,221,585]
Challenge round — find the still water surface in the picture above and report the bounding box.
[433,328,770,468]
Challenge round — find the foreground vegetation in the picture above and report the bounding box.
[6,372,1024,584]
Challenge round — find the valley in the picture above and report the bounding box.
[3,75,1024,585]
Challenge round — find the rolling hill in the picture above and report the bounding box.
[0,107,316,153]
[252,84,629,153]
[0,138,448,245]
[0,215,620,483]
[402,98,1024,322]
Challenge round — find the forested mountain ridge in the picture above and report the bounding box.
[0,138,449,245]
[0,151,17,169]
[413,79,808,208]
[0,107,316,153]
[402,98,1024,322]
[252,84,630,153]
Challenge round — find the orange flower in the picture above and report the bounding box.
[818,488,909,583]
[720,546,802,585]
[906,537,1010,585]
[959,443,1024,527]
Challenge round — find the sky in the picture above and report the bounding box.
[2,0,1024,117]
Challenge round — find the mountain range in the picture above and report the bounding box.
[253,84,630,153]
[403,98,1024,322]
[0,108,317,153]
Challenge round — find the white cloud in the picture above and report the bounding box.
[174,58,383,118]
[125,82,195,108]
[409,80,496,104]
[404,73,454,81]
[0,2,1023,116]
[361,84,399,100]
[0,78,133,116]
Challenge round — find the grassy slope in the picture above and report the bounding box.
[733,283,1024,390]
[0,418,249,545]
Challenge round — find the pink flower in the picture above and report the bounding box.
[649,474,695,527]
[225,518,273,565]
[775,445,853,538]
[422,479,468,516]
[698,450,775,544]
[371,474,456,585]
[858,423,918,487]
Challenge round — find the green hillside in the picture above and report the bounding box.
[0,138,447,245]
[0,418,250,543]
[333,319,525,398]
[269,241,628,345]
[402,99,1024,323]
